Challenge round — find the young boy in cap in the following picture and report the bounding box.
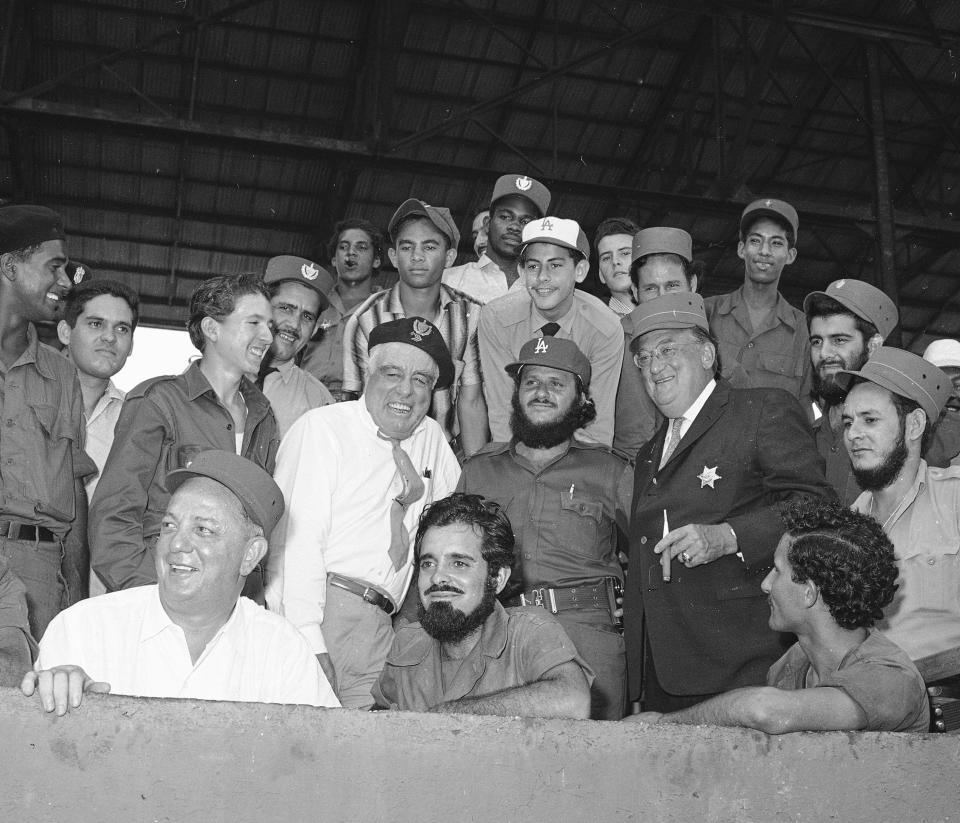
[479,216,623,447]
[705,198,812,405]
[458,335,632,718]
[301,218,386,401]
[342,198,487,455]
[0,204,96,638]
[258,254,335,438]
[443,173,551,303]
[840,347,960,660]
[803,278,898,503]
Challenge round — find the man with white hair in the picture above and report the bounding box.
[269,317,461,708]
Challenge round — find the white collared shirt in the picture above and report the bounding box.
[38,586,340,707]
[660,378,718,463]
[268,400,461,654]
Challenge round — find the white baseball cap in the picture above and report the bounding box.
[923,338,960,369]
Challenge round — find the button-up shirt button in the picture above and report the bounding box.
[524,552,532,559]
[640,536,647,545]
[5,419,13,427]
[927,557,937,565]
[226,423,233,431]
[748,342,754,348]
[652,478,657,485]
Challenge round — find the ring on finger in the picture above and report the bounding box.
[680,551,690,563]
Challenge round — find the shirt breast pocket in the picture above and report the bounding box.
[30,403,76,519]
[558,494,603,553]
[756,351,802,379]
[909,537,960,611]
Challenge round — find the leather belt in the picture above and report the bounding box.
[328,573,395,616]
[0,520,58,542]
[513,577,621,621]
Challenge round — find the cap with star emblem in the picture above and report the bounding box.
[740,198,799,242]
[520,216,589,259]
[368,316,455,390]
[264,255,334,308]
[505,335,592,388]
[490,173,551,217]
[803,278,898,341]
[835,346,950,424]
[66,261,93,285]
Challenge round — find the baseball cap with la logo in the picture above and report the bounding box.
[520,216,590,259]
[505,335,592,388]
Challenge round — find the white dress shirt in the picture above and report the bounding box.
[38,586,339,707]
[267,400,460,654]
[658,379,717,465]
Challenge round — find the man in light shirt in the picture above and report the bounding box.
[268,317,460,708]
[22,450,339,714]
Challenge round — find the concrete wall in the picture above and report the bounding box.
[2,687,957,822]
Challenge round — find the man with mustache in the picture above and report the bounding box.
[627,498,928,733]
[58,276,140,596]
[373,492,592,718]
[840,347,960,660]
[89,274,279,598]
[0,205,95,639]
[257,255,335,438]
[443,173,550,304]
[457,336,631,719]
[803,279,898,504]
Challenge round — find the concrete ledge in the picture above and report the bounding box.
[2,686,957,822]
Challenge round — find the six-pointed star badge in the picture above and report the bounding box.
[698,465,721,488]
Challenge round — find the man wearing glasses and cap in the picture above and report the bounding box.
[22,450,339,714]
[257,254,335,438]
[479,216,623,447]
[443,173,551,304]
[342,198,487,456]
[839,348,960,661]
[705,198,812,405]
[624,292,832,713]
[269,317,460,708]
[803,278,898,504]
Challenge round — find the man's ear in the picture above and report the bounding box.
[689,274,699,293]
[736,241,746,262]
[785,246,798,266]
[700,341,717,371]
[240,535,268,577]
[493,566,511,596]
[387,246,399,270]
[200,316,219,344]
[803,580,819,609]
[905,407,927,445]
[866,333,884,356]
[444,247,458,269]
[57,320,72,347]
[574,258,589,284]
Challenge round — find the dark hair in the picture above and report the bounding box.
[326,218,384,266]
[630,253,703,291]
[804,293,879,341]
[414,493,515,577]
[390,214,452,251]
[782,498,897,630]
[187,273,271,351]
[594,217,640,249]
[63,278,140,330]
[519,244,585,266]
[741,213,795,248]
[7,243,43,263]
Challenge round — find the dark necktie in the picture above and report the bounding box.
[540,322,561,337]
[255,362,278,390]
[378,431,426,571]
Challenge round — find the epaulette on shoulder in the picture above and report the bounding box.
[126,373,180,399]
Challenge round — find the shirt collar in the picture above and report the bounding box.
[387,601,511,666]
[354,396,428,441]
[183,359,214,400]
[725,285,799,330]
[676,378,717,424]
[142,585,245,650]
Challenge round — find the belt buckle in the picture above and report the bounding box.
[520,587,545,610]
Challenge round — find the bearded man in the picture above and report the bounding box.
[803,279,897,504]
[456,336,631,719]
[840,347,960,661]
[372,492,592,718]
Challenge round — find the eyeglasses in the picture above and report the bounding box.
[633,341,696,371]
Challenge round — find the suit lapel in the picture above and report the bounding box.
[660,380,731,470]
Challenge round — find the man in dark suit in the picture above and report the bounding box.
[624,292,833,712]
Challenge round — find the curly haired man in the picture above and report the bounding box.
[626,498,929,733]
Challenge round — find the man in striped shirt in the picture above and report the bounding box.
[342,199,488,457]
